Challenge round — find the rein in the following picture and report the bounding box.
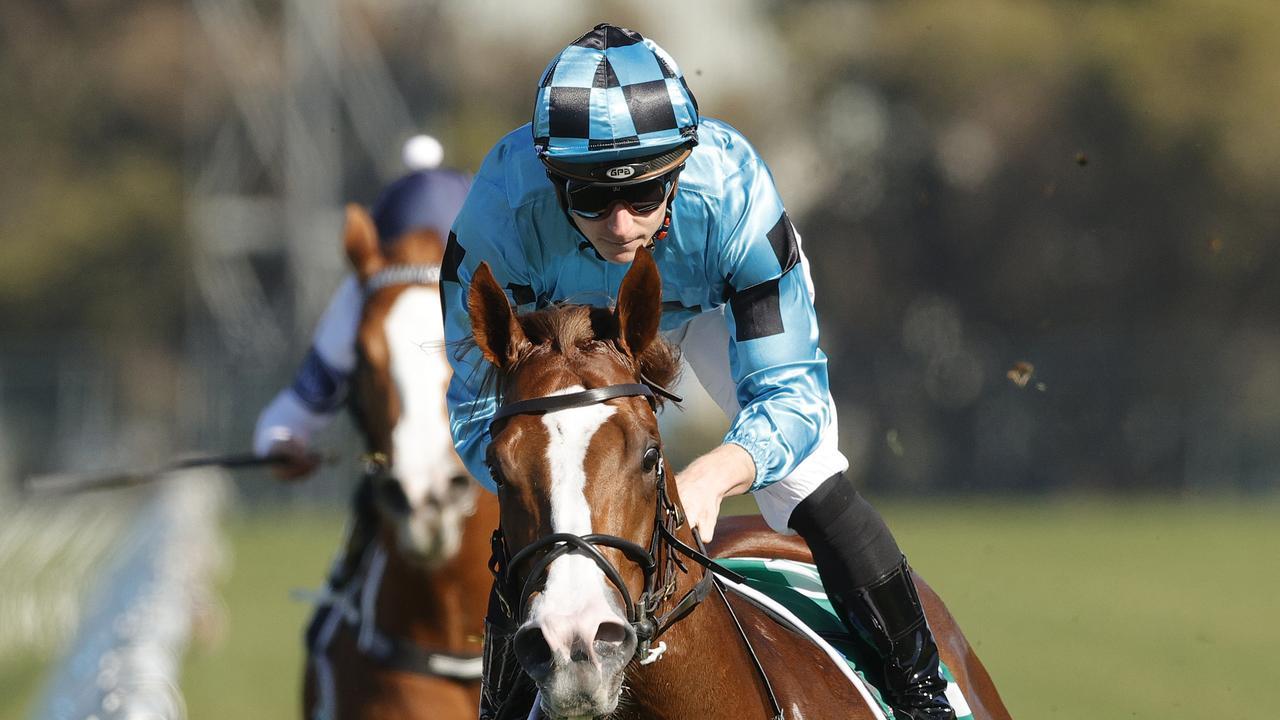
[487,382,785,719]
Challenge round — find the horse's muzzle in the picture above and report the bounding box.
[513,615,635,717]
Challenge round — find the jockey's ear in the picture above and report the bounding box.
[343,204,384,280]
[468,262,528,370]
[616,247,662,358]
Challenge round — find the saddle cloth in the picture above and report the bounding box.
[718,557,974,720]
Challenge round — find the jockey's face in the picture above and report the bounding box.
[571,197,668,264]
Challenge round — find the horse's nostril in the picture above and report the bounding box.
[376,478,411,515]
[513,626,553,671]
[594,620,628,646]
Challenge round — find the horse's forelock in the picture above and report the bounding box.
[466,301,682,407]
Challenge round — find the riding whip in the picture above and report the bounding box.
[21,452,329,495]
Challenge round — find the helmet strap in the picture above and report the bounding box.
[646,178,679,247]
[647,204,673,249]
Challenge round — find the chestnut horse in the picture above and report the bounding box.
[301,205,499,720]
[466,249,1010,719]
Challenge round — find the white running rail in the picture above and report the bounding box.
[31,470,230,720]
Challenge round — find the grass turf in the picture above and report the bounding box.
[180,509,341,720]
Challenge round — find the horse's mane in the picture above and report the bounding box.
[456,302,682,408]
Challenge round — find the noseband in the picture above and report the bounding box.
[486,382,746,663]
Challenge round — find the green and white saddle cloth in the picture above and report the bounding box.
[718,557,974,720]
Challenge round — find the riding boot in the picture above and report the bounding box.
[835,558,954,719]
[479,586,538,720]
[789,472,955,720]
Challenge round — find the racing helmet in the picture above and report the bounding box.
[533,23,699,185]
[370,135,471,246]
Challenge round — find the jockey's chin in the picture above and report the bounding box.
[588,238,647,264]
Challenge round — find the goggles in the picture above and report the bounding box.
[558,167,681,220]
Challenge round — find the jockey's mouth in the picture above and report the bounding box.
[598,234,647,247]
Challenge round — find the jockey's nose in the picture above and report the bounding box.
[513,615,635,681]
[602,201,639,233]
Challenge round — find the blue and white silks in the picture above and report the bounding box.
[442,118,842,496]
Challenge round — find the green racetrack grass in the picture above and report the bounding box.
[181,509,341,720]
[9,497,1274,720]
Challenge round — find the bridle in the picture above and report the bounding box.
[485,381,785,718]
[362,263,442,298]
[312,261,484,683]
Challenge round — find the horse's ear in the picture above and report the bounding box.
[343,203,384,280]
[616,247,662,357]
[468,262,528,370]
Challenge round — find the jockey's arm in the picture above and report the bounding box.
[253,274,362,480]
[677,151,834,541]
[677,254,832,541]
[440,173,536,492]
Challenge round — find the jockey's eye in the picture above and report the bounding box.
[642,446,661,474]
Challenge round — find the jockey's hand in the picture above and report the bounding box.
[266,438,322,481]
[674,443,755,544]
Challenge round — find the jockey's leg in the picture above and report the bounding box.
[786,472,955,720]
[671,306,952,717]
[479,585,538,720]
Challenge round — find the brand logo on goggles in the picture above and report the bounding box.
[606,166,635,179]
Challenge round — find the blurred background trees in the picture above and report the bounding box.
[2,0,1277,497]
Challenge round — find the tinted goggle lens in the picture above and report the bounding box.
[563,172,677,219]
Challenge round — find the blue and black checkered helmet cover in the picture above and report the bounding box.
[370,168,471,247]
[532,24,699,164]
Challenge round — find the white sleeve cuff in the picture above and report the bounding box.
[252,389,332,456]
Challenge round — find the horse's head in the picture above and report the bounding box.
[343,204,477,568]
[468,249,683,718]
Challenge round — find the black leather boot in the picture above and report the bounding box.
[835,558,955,719]
[479,587,538,720]
[789,473,954,719]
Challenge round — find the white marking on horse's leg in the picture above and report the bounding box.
[528,386,621,662]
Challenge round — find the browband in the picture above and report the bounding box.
[363,264,441,298]
[489,383,655,432]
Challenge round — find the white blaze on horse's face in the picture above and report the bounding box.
[527,386,629,666]
[383,286,476,564]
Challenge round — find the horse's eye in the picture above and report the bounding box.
[642,446,661,474]
[485,457,505,487]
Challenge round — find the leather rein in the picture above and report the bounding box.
[485,382,785,718]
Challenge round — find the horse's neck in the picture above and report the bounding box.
[617,531,786,718]
[371,501,498,651]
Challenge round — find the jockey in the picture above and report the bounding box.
[441,24,956,720]
[253,134,471,584]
